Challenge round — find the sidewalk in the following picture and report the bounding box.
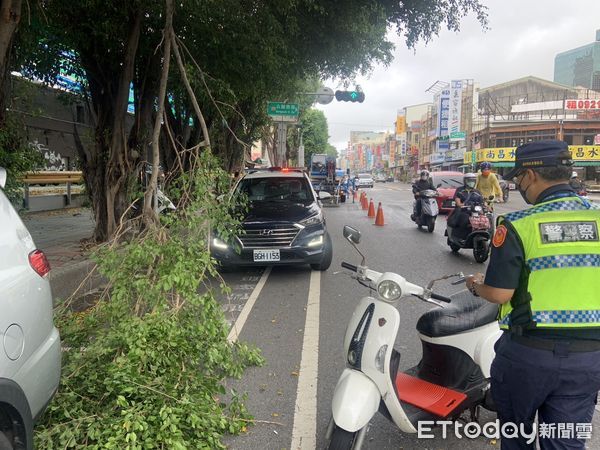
[21,208,101,302]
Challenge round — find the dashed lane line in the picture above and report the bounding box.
[290,270,321,450]
[226,267,272,343]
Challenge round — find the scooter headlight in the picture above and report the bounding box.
[377,280,402,302]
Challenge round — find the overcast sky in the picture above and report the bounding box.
[317,0,600,150]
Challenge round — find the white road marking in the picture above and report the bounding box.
[227,267,272,343]
[290,270,321,450]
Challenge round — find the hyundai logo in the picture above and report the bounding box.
[260,229,274,236]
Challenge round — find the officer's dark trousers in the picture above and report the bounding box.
[491,332,600,449]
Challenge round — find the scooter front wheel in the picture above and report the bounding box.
[473,236,490,263]
[426,215,435,233]
[328,425,357,450]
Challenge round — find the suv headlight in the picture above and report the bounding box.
[300,211,323,226]
[212,237,228,249]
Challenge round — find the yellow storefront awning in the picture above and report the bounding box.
[464,146,600,165]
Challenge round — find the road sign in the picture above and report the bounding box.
[450,131,466,140]
[267,102,299,122]
[316,87,334,105]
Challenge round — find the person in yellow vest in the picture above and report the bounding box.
[476,161,504,202]
[465,140,600,450]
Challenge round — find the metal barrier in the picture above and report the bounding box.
[22,171,84,209]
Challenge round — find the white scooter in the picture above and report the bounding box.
[325,225,502,449]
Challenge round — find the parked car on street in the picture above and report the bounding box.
[0,167,62,450]
[211,167,333,271]
[356,173,374,188]
[429,171,464,214]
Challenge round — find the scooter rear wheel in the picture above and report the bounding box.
[328,425,357,450]
[449,242,461,253]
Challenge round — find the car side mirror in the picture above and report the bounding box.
[318,191,332,200]
[0,167,6,189]
[343,225,361,244]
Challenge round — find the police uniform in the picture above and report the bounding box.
[484,141,600,450]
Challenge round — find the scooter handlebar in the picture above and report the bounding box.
[430,292,452,303]
[341,262,358,272]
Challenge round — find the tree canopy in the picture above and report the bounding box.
[1,0,488,239]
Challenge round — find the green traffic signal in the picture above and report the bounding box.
[335,90,365,103]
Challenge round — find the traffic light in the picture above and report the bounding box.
[335,90,365,103]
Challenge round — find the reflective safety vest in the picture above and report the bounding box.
[498,194,600,331]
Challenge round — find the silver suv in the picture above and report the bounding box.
[0,168,61,450]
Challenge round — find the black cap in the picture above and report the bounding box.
[504,140,573,179]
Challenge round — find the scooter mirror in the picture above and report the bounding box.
[488,195,495,201]
[343,225,361,244]
[436,183,442,188]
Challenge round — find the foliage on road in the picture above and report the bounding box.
[35,153,264,449]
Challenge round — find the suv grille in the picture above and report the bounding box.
[239,225,300,248]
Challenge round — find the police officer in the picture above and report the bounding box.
[465,140,600,449]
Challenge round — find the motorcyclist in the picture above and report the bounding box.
[412,170,435,219]
[569,171,586,194]
[476,162,503,203]
[450,173,485,241]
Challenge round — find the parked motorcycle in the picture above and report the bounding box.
[445,202,493,263]
[131,163,177,216]
[325,226,501,449]
[411,188,439,232]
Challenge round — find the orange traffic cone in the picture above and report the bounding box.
[361,192,368,210]
[374,202,385,226]
[368,199,376,218]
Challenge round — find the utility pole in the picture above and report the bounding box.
[298,127,304,167]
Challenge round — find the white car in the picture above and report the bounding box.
[357,173,374,188]
[0,167,61,450]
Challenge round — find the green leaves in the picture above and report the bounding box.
[35,154,263,448]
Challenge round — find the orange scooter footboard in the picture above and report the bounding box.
[395,372,467,418]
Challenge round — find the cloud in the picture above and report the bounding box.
[318,0,600,149]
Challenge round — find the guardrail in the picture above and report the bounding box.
[22,171,84,209]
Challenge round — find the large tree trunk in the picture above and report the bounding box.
[76,9,143,242]
[0,0,22,126]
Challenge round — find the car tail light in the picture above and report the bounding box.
[29,249,51,277]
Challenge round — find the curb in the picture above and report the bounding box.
[49,258,105,305]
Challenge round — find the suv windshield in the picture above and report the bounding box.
[236,177,314,204]
[431,175,463,188]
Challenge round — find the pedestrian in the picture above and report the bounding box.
[465,140,600,449]
[352,174,359,203]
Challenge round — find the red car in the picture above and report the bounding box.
[429,171,464,214]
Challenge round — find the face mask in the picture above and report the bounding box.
[421,176,427,181]
[466,181,476,189]
[482,170,491,177]
[516,172,533,204]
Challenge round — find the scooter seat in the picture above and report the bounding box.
[416,290,499,338]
